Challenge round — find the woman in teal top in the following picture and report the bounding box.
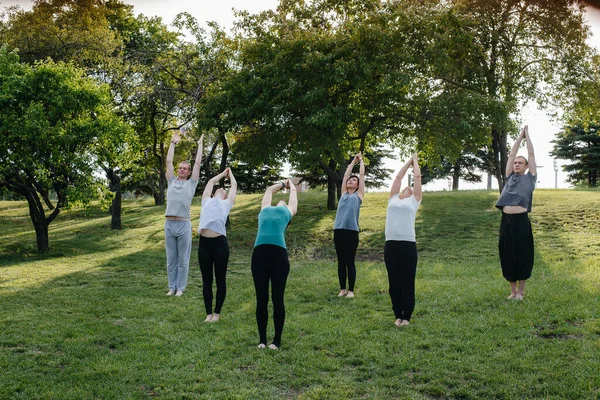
[252,179,298,349]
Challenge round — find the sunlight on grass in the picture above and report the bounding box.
[1,190,599,399]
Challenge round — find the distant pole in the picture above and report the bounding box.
[553,159,558,189]
[408,173,412,187]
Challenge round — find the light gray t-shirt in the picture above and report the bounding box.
[198,197,234,236]
[165,177,198,219]
[333,191,362,231]
[385,194,421,242]
[495,172,536,212]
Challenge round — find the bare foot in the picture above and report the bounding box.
[257,343,266,349]
[166,290,175,296]
[399,320,410,326]
[268,343,279,350]
[507,293,517,300]
[514,293,524,300]
[175,290,183,297]
[338,289,347,297]
[394,318,402,327]
[209,313,220,322]
[204,314,213,322]
[346,291,355,298]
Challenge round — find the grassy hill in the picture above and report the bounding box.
[0,189,599,399]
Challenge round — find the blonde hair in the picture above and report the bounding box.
[515,156,528,165]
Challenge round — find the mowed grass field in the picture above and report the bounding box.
[0,189,599,399]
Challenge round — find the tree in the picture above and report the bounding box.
[207,0,419,209]
[420,0,593,191]
[93,115,138,229]
[551,123,600,187]
[561,53,600,127]
[0,47,126,252]
[0,0,122,67]
[116,14,229,204]
[420,153,484,190]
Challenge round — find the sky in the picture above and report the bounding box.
[2,0,599,190]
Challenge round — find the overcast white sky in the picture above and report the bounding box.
[2,0,599,189]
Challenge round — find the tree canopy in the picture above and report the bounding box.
[0,47,127,252]
[551,123,600,187]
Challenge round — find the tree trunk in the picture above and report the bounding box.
[156,159,166,206]
[491,128,508,193]
[23,187,50,253]
[327,173,337,210]
[320,158,339,210]
[220,135,229,173]
[106,168,122,230]
[150,107,166,206]
[452,159,461,190]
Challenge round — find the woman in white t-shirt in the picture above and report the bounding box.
[384,153,422,327]
[198,168,237,322]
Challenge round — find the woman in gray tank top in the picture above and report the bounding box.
[333,153,365,298]
[495,125,537,300]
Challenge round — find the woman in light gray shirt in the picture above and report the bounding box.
[164,130,203,297]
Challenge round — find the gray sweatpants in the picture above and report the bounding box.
[164,219,192,291]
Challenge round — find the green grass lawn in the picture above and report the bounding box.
[1,189,599,399]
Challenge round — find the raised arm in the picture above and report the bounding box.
[389,156,413,199]
[412,153,422,201]
[341,154,360,194]
[202,168,227,201]
[357,153,365,200]
[165,130,181,180]
[261,182,285,209]
[191,134,204,181]
[506,126,525,177]
[227,168,238,205]
[286,179,298,216]
[524,127,536,176]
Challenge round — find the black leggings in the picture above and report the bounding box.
[198,235,229,314]
[334,229,359,291]
[384,240,418,321]
[251,244,290,347]
[499,212,534,281]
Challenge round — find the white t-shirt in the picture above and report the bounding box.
[385,194,421,242]
[198,197,234,236]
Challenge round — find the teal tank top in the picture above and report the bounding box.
[254,206,292,249]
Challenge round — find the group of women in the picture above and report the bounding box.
[163,126,537,349]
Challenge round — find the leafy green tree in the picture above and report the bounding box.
[116,14,230,204]
[420,0,592,191]
[1,0,150,226]
[0,47,127,252]
[0,0,122,67]
[93,115,138,229]
[207,0,419,209]
[562,54,600,128]
[551,123,600,187]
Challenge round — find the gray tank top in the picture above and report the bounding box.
[496,172,536,212]
[333,191,362,231]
